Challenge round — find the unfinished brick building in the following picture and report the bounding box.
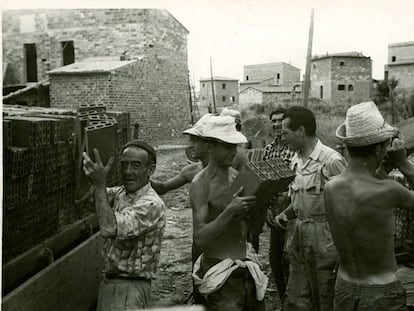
[310,52,372,103]
[2,9,191,143]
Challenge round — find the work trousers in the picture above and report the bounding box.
[96,277,151,311]
[284,220,337,311]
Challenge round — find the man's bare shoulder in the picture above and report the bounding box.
[191,166,209,186]
[325,173,348,190]
[180,162,203,182]
[327,170,410,201]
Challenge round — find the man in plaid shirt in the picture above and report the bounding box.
[264,108,294,305]
[263,108,295,164]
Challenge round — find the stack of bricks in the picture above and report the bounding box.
[107,110,131,185]
[2,104,131,264]
[78,104,131,188]
[390,169,414,253]
[3,105,77,263]
[229,158,296,233]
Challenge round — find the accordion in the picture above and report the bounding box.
[230,158,296,233]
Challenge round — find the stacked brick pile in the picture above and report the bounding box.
[3,104,130,263]
[3,107,77,262]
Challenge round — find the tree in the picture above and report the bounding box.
[373,77,398,105]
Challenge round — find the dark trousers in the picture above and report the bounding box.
[270,226,288,302]
[334,277,408,311]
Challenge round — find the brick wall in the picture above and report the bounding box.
[50,60,191,143]
[330,57,372,103]
[50,73,112,109]
[263,92,293,105]
[239,87,263,109]
[4,9,191,144]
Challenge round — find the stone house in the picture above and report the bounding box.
[240,62,300,92]
[199,76,239,110]
[2,9,191,143]
[309,52,372,103]
[385,41,414,93]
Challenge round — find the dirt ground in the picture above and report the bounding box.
[151,148,281,310]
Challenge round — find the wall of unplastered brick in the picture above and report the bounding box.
[3,9,191,143]
[50,60,191,143]
[49,73,112,109]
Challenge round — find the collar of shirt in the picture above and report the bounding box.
[296,139,323,169]
[123,182,151,200]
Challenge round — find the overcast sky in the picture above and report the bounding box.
[3,0,414,86]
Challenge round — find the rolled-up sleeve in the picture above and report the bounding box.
[114,198,163,240]
[324,154,348,178]
[106,186,121,206]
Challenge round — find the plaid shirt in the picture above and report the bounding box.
[102,183,166,279]
[263,136,295,165]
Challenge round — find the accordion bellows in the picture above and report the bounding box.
[230,158,296,233]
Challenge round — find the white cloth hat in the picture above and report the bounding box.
[220,108,241,120]
[182,114,214,137]
[336,101,397,146]
[201,115,248,144]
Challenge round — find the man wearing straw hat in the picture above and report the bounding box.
[190,115,268,311]
[274,106,347,311]
[326,101,414,311]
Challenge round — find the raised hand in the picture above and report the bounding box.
[226,187,257,218]
[83,148,114,187]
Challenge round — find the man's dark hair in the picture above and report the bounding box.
[269,107,287,120]
[121,140,156,165]
[347,140,388,158]
[283,106,316,136]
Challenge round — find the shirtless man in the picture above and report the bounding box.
[191,115,267,311]
[151,112,247,195]
[326,101,414,311]
[150,117,209,195]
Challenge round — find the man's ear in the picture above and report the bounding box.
[205,141,215,152]
[375,143,387,158]
[147,163,156,176]
[297,125,306,137]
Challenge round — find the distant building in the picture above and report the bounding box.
[199,76,239,110]
[310,52,372,103]
[239,84,301,110]
[240,62,300,92]
[385,41,414,93]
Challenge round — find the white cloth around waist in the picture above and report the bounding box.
[192,243,268,301]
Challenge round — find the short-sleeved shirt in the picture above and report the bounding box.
[289,139,347,219]
[102,183,166,279]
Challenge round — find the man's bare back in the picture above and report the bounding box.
[325,172,407,283]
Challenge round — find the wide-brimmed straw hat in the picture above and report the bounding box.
[201,115,248,144]
[336,101,397,147]
[182,114,214,137]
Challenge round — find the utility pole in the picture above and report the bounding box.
[187,70,194,125]
[303,9,314,108]
[210,57,217,113]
